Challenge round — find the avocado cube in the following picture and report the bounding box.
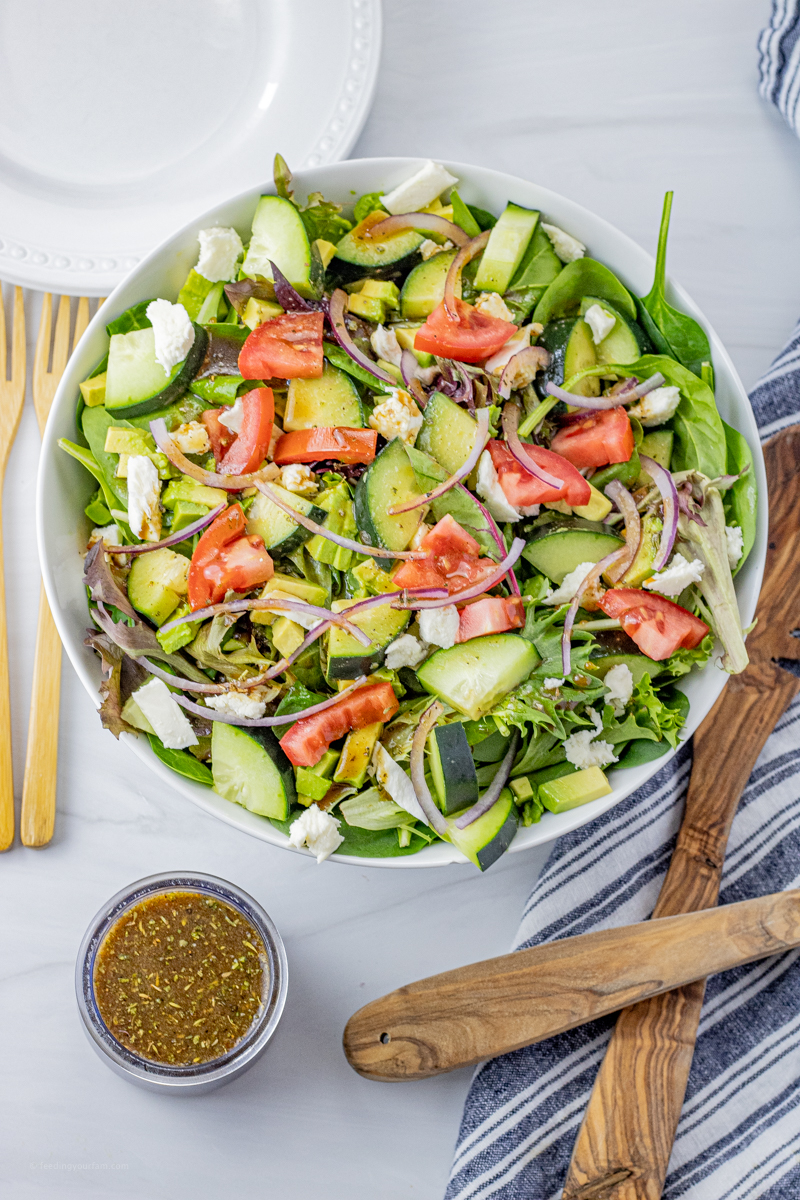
[312,238,337,270]
[243,297,284,330]
[80,372,107,407]
[351,558,399,595]
[171,499,209,534]
[347,293,386,324]
[263,573,328,607]
[360,280,400,309]
[333,722,383,789]
[104,426,154,456]
[294,767,334,802]
[394,326,434,367]
[572,482,612,522]
[539,766,612,813]
[621,511,662,588]
[510,776,535,802]
[156,603,199,653]
[272,617,306,658]
[162,477,227,510]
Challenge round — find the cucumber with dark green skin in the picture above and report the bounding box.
[447,787,518,871]
[246,484,328,556]
[521,517,624,584]
[325,605,410,682]
[211,722,296,821]
[400,249,458,320]
[354,437,424,557]
[537,318,600,399]
[332,217,423,283]
[428,723,479,815]
[578,297,652,366]
[417,635,540,721]
[104,323,208,418]
[417,391,481,476]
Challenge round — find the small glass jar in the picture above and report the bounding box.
[76,872,288,1094]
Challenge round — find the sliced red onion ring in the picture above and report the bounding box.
[399,350,428,408]
[603,478,641,585]
[366,213,470,247]
[455,729,519,828]
[409,700,449,836]
[444,230,491,319]
[497,346,551,401]
[328,289,397,385]
[395,538,526,609]
[639,453,678,571]
[632,372,665,398]
[502,403,564,490]
[159,595,370,644]
[103,503,225,556]
[544,382,631,411]
[560,547,631,676]
[151,419,279,492]
[340,587,448,623]
[256,481,427,560]
[132,657,228,694]
[172,676,369,728]
[388,408,490,515]
[457,485,520,596]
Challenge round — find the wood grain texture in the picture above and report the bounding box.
[343,891,800,1081]
[561,426,800,1200]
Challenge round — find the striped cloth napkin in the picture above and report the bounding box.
[445,24,800,1193]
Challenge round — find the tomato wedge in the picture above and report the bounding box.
[419,514,480,559]
[218,388,274,475]
[414,298,517,364]
[392,559,448,591]
[438,555,499,595]
[187,503,274,610]
[202,408,236,464]
[457,596,524,642]
[239,311,325,380]
[550,407,634,470]
[280,681,399,768]
[273,427,377,466]
[488,439,591,508]
[598,588,709,660]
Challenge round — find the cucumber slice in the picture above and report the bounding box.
[242,195,316,298]
[521,517,624,584]
[104,324,208,418]
[211,722,295,820]
[428,723,479,815]
[417,391,480,476]
[333,211,423,282]
[473,202,540,294]
[589,653,663,685]
[245,483,327,555]
[354,438,425,555]
[325,601,410,682]
[447,787,517,871]
[579,297,650,366]
[399,249,458,320]
[538,318,599,399]
[284,363,364,431]
[417,634,539,721]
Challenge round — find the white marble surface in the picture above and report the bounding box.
[3,1,800,1195]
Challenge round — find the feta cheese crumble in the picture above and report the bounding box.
[726,524,744,568]
[384,633,428,670]
[171,421,211,455]
[381,161,459,215]
[370,324,403,368]
[418,605,460,649]
[134,678,197,750]
[543,677,565,691]
[541,223,586,263]
[627,385,681,428]
[195,226,244,283]
[563,708,617,770]
[88,524,123,550]
[584,303,616,345]
[126,455,162,542]
[288,804,344,863]
[420,238,454,261]
[543,561,596,606]
[477,450,522,522]
[644,552,704,596]
[218,397,244,434]
[603,663,634,715]
[369,389,423,446]
[475,291,514,323]
[279,463,318,496]
[204,689,268,720]
[146,299,195,374]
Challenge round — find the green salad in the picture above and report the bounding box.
[63,156,757,868]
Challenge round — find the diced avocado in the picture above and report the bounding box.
[394,325,434,367]
[572,482,612,522]
[211,721,296,820]
[510,776,534,802]
[312,749,340,779]
[313,238,337,270]
[284,363,364,431]
[473,202,540,294]
[80,372,107,407]
[171,499,208,534]
[538,318,600,399]
[272,616,306,658]
[156,602,199,653]
[347,292,386,323]
[162,477,227,510]
[333,722,383,788]
[446,787,518,871]
[360,279,400,308]
[620,511,662,588]
[294,767,333,803]
[428,722,479,815]
[127,549,190,626]
[376,358,403,383]
[521,517,624,585]
[242,297,284,330]
[351,558,399,595]
[399,249,458,320]
[588,653,663,685]
[539,766,612,813]
[104,426,155,456]
[417,391,481,476]
[417,634,540,721]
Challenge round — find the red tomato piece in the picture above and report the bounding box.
[419,513,480,559]
[187,503,273,610]
[202,408,236,465]
[598,588,709,660]
[218,388,274,475]
[238,311,325,380]
[550,407,635,470]
[273,427,378,466]
[437,555,499,596]
[391,559,448,591]
[487,439,591,508]
[414,299,517,364]
[280,681,399,768]
[456,596,525,642]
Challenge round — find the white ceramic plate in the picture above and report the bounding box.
[0,0,380,295]
[38,158,768,868]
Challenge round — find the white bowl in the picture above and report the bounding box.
[38,158,767,868]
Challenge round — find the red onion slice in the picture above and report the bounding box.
[544,382,630,411]
[602,478,641,585]
[560,547,631,676]
[328,290,397,385]
[444,230,491,319]
[256,481,427,560]
[457,484,520,596]
[366,213,470,247]
[394,538,526,609]
[388,408,490,515]
[132,657,228,694]
[639,453,679,571]
[502,403,564,489]
[159,595,370,644]
[340,587,448,623]
[497,346,551,401]
[633,372,665,398]
[151,419,279,492]
[103,503,226,556]
[172,675,369,727]
[399,350,428,408]
[409,700,449,835]
[454,729,519,828]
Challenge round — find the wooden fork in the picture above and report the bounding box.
[20,295,91,847]
[0,286,26,851]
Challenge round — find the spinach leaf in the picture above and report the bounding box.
[81,406,128,505]
[721,419,758,572]
[634,296,675,359]
[533,258,637,326]
[467,204,497,231]
[58,439,122,519]
[641,192,710,378]
[148,735,213,786]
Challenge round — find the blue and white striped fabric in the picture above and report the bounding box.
[759,0,800,138]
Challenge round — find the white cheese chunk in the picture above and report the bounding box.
[419,238,453,260]
[643,552,704,596]
[563,707,617,770]
[543,561,596,606]
[584,303,616,345]
[126,455,162,542]
[381,161,459,216]
[372,743,429,825]
[204,689,268,720]
[218,397,244,435]
[603,663,634,715]
[368,388,423,446]
[370,324,403,368]
[134,678,197,749]
[541,223,586,263]
[627,385,681,428]
[543,677,565,690]
[146,299,195,374]
[384,633,428,670]
[288,804,344,863]
[726,524,744,568]
[171,421,211,455]
[476,450,522,522]
[474,291,514,323]
[485,325,531,376]
[279,463,318,496]
[88,524,123,550]
[196,226,244,283]
[418,605,460,649]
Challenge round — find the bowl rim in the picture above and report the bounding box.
[38,155,767,869]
